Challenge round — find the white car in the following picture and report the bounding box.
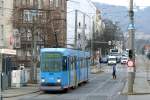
[108,56,117,65]
[121,57,128,64]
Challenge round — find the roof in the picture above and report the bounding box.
[40,48,90,57]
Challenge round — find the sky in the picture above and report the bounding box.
[91,0,150,8]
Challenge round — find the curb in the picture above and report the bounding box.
[121,92,150,95]
[2,90,40,98]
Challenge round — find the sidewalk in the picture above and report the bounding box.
[122,55,150,95]
[128,94,150,100]
[1,84,39,98]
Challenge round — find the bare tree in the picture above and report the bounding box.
[12,0,67,83]
[87,19,124,56]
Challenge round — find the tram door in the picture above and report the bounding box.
[73,56,77,87]
[2,57,13,89]
[69,56,77,87]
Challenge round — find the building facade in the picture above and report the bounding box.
[67,0,96,50]
[0,0,14,49]
[13,0,67,67]
[93,9,105,38]
[67,0,104,51]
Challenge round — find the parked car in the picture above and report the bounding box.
[108,56,117,65]
[121,57,128,64]
[110,53,121,63]
[100,56,108,63]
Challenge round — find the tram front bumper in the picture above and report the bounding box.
[40,86,62,91]
[40,83,63,91]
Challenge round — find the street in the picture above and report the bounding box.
[4,64,127,100]
[0,0,150,100]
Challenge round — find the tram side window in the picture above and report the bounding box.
[63,56,67,71]
[77,57,80,68]
[84,58,86,68]
[69,57,73,70]
[72,57,75,70]
[73,56,76,69]
[79,58,81,68]
[69,57,76,70]
[86,58,89,67]
[85,58,87,67]
[80,58,83,68]
[84,58,86,67]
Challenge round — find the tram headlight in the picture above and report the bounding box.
[41,79,45,83]
[57,79,61,83]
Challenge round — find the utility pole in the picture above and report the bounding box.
[31,16,38,83]
[74,10,78,49]
[0,53,2,100]
[128,0,135,94]
[31,29,37,83]
[33,31,37,83]
[91,20,95,65]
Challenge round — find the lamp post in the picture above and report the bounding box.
[0,52,2,100]
[0,46,4,100]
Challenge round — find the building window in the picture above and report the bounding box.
[13,0,16,7]
[24,0,30,6]
[23,10,28,22]
[0,25,4,40]
[26,0,30,6]
[49,0,53,7]
[23,10,37,22]
[0,0,4,16]
[60,0,62,6]
[14,0,23,8]
[55,0,59,7]
[61,0,65,10]
[39,0,43,8]
[33,0,38,8]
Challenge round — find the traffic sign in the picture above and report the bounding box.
[127,60,134,67]
[128,23,135,30]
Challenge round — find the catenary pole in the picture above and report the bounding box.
[128,0,135,94]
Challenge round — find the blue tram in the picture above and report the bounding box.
[40,48,90,91]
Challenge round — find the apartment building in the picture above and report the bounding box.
[0,0,14,49]
[13,0,67,67]
[67,0,97,50]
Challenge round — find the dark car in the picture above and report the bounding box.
[147,53,150,60]
[100,56,108,63]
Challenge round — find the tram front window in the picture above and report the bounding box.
[41,52,63,72]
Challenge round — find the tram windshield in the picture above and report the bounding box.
[41,52,63,72]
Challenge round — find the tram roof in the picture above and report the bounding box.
[40,48,90,57]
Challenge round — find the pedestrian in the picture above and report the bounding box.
[99,56,102,70]
[99,56,101,64]
[112,64,117,79]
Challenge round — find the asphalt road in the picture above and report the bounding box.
[4,64,127,100]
